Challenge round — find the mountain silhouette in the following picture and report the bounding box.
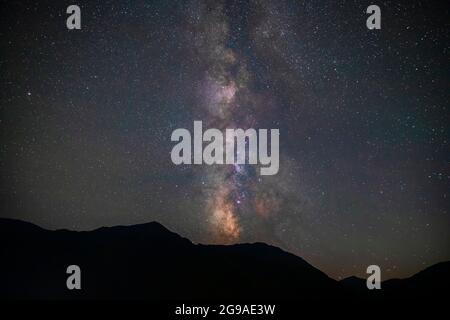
[340,261,450,299]
[0,218,448,300]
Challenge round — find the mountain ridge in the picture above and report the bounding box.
[0,217,448,300]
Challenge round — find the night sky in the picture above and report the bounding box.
[1,0,449,280]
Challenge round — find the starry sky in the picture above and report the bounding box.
[1,0,449,280]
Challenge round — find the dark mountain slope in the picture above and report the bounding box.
[1,218,448,300]
[339,262,450,299]
[0,218,337,299]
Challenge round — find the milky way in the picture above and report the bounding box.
[185,2,289,243]
[1,0,449,280]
